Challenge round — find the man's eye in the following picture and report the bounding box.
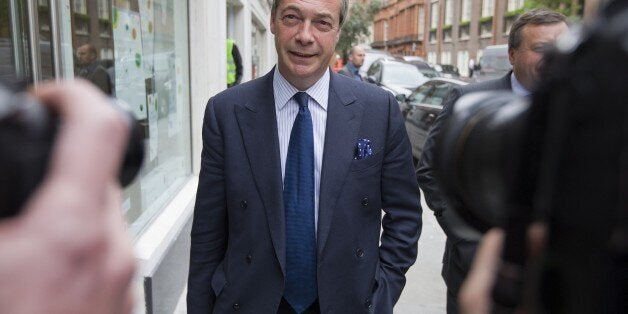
[281,14,301,26]
[315,20,333,32]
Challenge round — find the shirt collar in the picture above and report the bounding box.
[511,72,531,97]
[347,62,360,75]
[273,67,329,111]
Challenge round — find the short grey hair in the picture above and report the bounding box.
[271,0,349,27]
[509,8,567,50]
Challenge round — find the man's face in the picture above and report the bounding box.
[270,0,341,90]
[509,22,568,91]
[76,46,95,66]
[349,47,365,68]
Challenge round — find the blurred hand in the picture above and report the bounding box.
[459,228,505,314]
[459,224,547,314]
[0,80,136,314]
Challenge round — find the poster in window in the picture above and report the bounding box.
[112,7,147,120]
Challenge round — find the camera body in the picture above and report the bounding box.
[433,1,628,312]
[0,83,144,219]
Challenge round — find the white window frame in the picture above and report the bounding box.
[430,1,439,29]
[418,5,425,36]
[460,0,471,22]
[444,0,453,26]
[73,0,87,14]
[482,0,494,18]
[507,0,525,12]
[97,0,110,20]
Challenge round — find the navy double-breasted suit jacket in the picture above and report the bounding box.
[187,69,422,314]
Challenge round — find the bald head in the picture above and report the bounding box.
[348,46,366,68]
[77,44,98,66]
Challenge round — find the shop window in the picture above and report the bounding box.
[66,0,192,235]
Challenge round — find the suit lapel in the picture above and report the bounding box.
[234,72,286,273]
[317,74,362,257]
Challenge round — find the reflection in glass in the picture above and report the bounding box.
[109,0,191,235]
[69,0,114,95]
[0,0,29,84]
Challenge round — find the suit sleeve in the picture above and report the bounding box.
[374,92,423,310]
[187,98,227,314]
[415,87,464,242]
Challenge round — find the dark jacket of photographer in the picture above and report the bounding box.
[416,72,512,312]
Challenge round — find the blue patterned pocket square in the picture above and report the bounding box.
[354,138,374,160]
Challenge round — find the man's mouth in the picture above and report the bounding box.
[290,51,316,58]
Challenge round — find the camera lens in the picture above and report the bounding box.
[434,91,530,232]
[0,86,144,218]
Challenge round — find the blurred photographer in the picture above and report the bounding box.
[438,0,628,312]
[0,80,136,314]
[416,9,568,313]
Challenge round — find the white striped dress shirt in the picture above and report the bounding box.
[273,67,329,231]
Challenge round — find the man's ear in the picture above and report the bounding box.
[270,13,277,35]
[508,47,515,65]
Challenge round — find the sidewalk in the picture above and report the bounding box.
[395,196,447,313]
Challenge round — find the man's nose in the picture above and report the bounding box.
[295,20,314,44]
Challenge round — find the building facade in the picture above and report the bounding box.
[372,0,428,57]
[373,0,599,77]
[0,0,275,313]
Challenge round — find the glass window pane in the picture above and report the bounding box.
[0,0,30,83]
[63,0,191,235]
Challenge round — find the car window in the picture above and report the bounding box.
[423,82,452,107]
[381,63,425,89]
[361,51,392,76]
[408,82,434,103]
[367,61,382,81]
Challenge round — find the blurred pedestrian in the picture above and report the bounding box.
[76,44,112,95]
[416,8,568,314]
[338,45,366,81]
[227,38,243,87]
[187,0,422,313]
[467,58,475,78]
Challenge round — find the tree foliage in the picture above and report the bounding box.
[525,0,584,18]
[337,1,382,58]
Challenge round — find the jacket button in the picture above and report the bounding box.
[361,197,369,206]
[365,298,372,309]
[245,254,252,264]
[356,248,364,258]
[240,200,247,209]
[233,303,240,310]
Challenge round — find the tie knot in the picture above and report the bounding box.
[294,92,309,109]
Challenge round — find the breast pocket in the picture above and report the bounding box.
[349,149,383,172]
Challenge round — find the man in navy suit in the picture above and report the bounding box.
[416,9,568,314]
[187,0,422,313]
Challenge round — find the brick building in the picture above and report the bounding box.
[372,0,428,57]
[372,0,600,77]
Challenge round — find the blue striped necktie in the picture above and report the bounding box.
[283,91,317,313]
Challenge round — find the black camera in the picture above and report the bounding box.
[0,83,144,219]
[433,1,627,312]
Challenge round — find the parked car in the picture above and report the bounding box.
[359,48,395,79]
[365,59,429,98]
[474,44,512,82]
[407,60,440,78]
[433,64,460,78]
[400,78,468,166]
[402,55,425,62]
